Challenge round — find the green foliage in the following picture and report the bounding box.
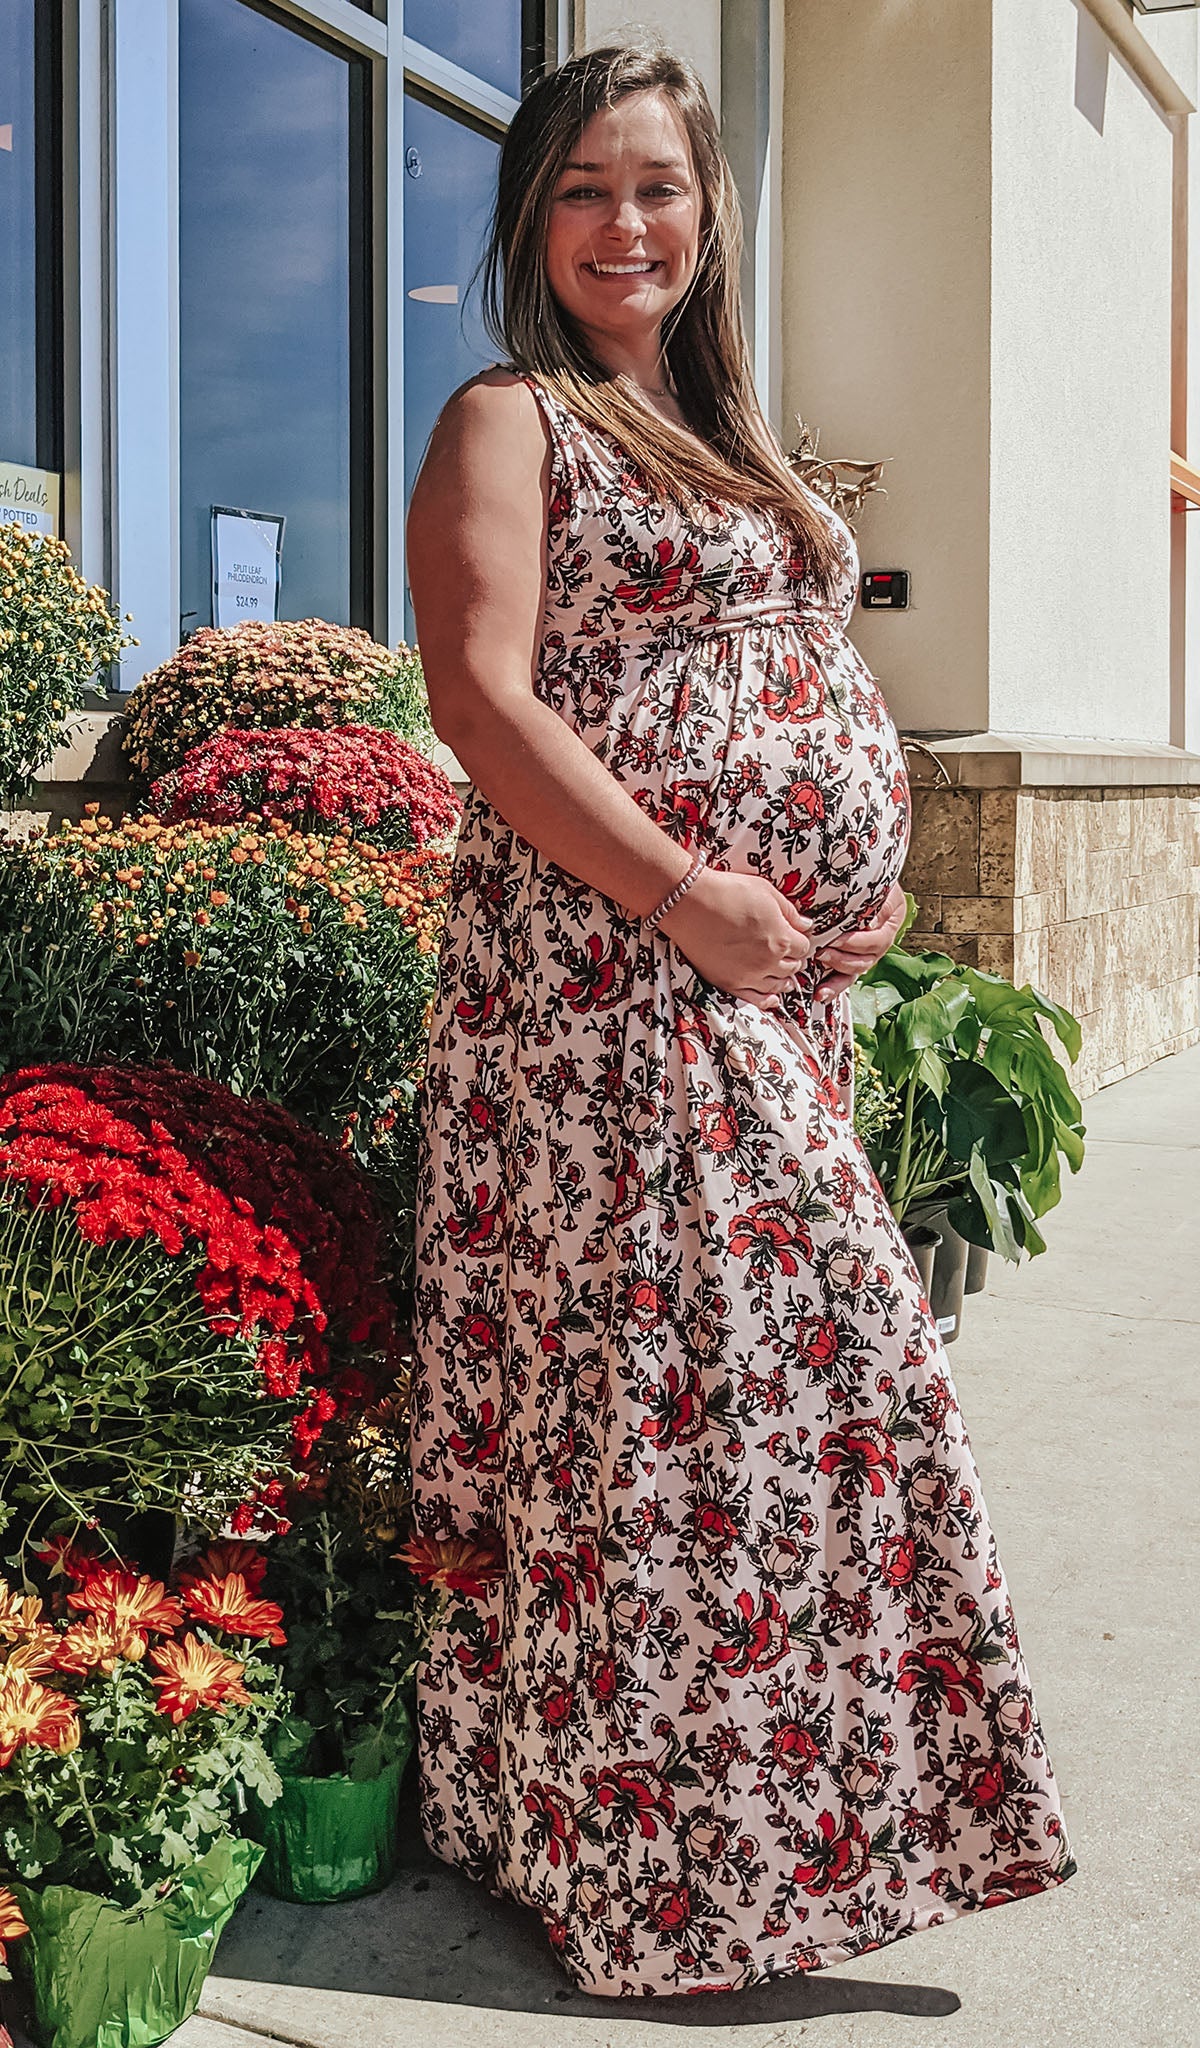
[0,1199,300,1564]
[851,902,1086,1259]
[0,817,448,1291]
[0,1562,285,1908]
[261,1503,440,1781]
[259,1384,442,1779]
[851,1040,899,1156]
[0,526,134,805]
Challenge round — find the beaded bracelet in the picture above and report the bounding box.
[643,850,707,934]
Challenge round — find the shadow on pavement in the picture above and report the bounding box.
[207,1776,961,2029]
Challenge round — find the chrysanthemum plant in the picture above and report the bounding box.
[0,1064,399,1565]
[0,524,134,807]
[151,724,461,852]
[0,816,450,1289]
[0,1540,286,1911]
[123,620,436,790]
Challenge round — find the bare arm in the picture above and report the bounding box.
[406,372,813,1003]
[408,373,694,918]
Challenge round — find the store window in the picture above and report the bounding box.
[402,97,500,509]
[402,6,544,625]
[404,0,526,99]
[0,0,62,473]
[178,0,371,633]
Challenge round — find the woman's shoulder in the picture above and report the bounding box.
[423,365,553,468]
[437,364,541,424]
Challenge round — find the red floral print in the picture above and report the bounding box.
[411,375,1074,1995]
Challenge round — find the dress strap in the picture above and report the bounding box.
[502,367,582,532]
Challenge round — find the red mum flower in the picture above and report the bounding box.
[182,1572,286,1645]
[177,1540,269,1593]
[394,1532,506,1598]
[68,1568,183,1639]
[148,1635,252,1722]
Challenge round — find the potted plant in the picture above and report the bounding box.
[149,724,460,851]
[0,817,452,1295]
[0,524,134,809]
[122,621,434,790]
[0,1062,400,1567]
[852,903,1086,1339]
[0,1544,284,2048]
[244,1378,446,1903]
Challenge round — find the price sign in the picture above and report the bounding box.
[0,459,60,537]
[211,506,284,628]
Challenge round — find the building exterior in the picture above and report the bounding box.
[4,0,1199,1093]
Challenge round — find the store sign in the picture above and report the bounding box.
[211,506,284,629]
[0,459,60,536]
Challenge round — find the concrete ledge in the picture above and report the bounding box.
[904,731,1200,790]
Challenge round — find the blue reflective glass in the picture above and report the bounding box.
[0,0,39,467]
[179,0,365,632]
[403,93,499,514]
[405,0,524,99]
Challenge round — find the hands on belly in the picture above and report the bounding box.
[810,881,908,1001]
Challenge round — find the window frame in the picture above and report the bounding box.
[0,0,64,476]
[65,0,562,680]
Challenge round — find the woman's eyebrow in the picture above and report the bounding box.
[559,157,689,174]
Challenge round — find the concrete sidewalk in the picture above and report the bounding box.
[13,1047,1200,2048]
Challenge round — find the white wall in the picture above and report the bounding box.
[988,2,1174,744]
[779,0,994,734]
[575,1,721,108]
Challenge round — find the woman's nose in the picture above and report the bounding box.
[604,199,647,238]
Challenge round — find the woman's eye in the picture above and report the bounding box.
[559,185,602,201]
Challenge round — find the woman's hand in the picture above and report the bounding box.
[658,868,815,1011]
[811,881,908,1001]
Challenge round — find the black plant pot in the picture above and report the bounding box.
[903,1204,970,1345]
[901,1222,941,1299]
[965,1240,990,1295]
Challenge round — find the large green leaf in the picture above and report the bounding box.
[942,1062,1028,1166]
[965,1142,1022,1262]
[850,981,905,1030]
[861,945,957,999]
[963,967,1083,1061]
[895,983,972,1051]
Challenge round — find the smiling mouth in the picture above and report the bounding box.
[584,260,663,277]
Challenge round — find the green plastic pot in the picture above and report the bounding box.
[248,1748,408,1903]
[11,1833,261,2048]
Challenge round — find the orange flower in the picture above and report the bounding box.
[3,1628,62,1681]
[0,1674,81,1766]
[0,1587,46,1641]
[182,1573,286,1645]
[67,1568,183,1643]
[177,1540,268,1593]
[393,1531,506,1598]
[0,1884,28,1969]
[52,1617,148,1675]
[148,1636,252,1723]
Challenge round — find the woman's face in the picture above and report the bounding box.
[544,91,702,358]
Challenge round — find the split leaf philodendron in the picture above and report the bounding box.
[851,898,1085,1261]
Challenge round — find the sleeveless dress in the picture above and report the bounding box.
[410,375,1075,1997]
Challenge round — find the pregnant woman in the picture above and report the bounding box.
[406,41,1075,1998]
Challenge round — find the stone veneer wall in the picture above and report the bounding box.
[903,780,1200,1097]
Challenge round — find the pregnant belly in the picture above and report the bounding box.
[592,623,911,943]
[703,703,911,945]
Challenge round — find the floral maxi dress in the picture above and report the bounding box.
[411,375,1076,1997]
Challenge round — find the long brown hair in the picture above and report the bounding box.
[480,42,843,595]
